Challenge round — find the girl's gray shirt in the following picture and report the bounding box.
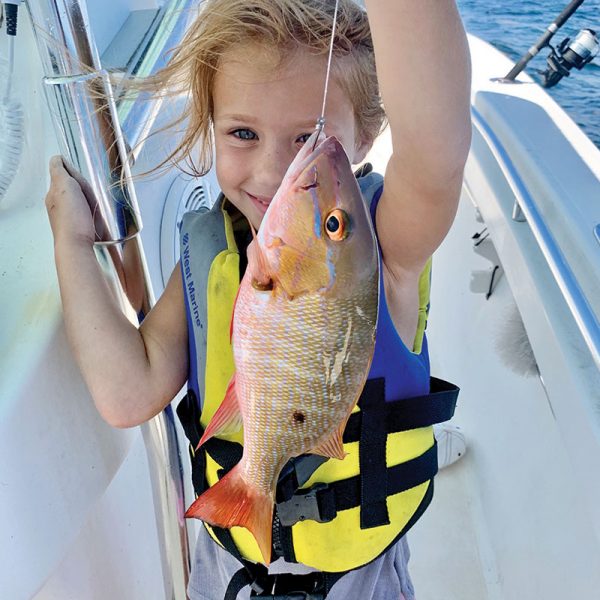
[187,524,415,600]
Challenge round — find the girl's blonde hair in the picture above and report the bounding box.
[144,0,386,176]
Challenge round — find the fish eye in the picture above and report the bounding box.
[327,216,340,232]
[325,209,350,241]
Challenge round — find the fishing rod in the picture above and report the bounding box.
[503,0,599,87]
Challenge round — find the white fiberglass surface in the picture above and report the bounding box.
[0,190,144,597]
[32,433,164,600]
[464,30,600,549]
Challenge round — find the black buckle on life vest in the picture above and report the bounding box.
[276,454,329,503]
[276,483,337,527]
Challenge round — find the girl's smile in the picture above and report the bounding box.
[246,191,272,215]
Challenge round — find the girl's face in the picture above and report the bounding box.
[212,44,369,230]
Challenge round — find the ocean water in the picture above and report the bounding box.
[457,0,600,148]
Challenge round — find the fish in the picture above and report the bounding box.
[185,131,379,565]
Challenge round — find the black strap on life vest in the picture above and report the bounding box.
[359,378,391,528]
[342,377,459,442]
[178,376,458,515]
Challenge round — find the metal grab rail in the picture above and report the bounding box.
[26,1,191,597]
[471,106,600,371]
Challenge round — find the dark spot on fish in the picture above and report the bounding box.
[292,411,306,424]
[301,181,319,191]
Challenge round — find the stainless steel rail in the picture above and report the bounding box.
[472,106,600,371]
[26,1,190,597]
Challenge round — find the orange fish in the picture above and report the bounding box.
[185,132,379,564]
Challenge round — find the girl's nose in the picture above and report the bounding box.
[254,142,296,194]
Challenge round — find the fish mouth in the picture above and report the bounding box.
[256,132,351,297]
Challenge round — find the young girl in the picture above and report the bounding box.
[45,1,471,598]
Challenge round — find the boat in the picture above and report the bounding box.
[1,1,599,598]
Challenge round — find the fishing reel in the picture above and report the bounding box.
[541,28,599,88]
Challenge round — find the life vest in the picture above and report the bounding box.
[177,169,459,594]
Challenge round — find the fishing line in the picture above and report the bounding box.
[313,0,340,149]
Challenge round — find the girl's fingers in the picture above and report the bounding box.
[49,155,67,177]
[61,158,84,184]
[50,156,82,185]
[49,156,84,186]
[48,156,97,205]
[58,158,99,205]
[46,156,106,242]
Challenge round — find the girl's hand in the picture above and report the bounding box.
[45,156,99,246]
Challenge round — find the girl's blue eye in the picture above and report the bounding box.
[232,129,257,140]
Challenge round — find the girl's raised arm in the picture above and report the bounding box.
[365,0,472,276]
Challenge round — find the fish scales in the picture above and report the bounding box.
[233,274,377,493]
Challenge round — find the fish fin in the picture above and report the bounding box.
[185,464,274,565]
[196,375,242,450]
[311,422,347,460]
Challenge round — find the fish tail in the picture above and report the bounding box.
[185,464,274,565]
